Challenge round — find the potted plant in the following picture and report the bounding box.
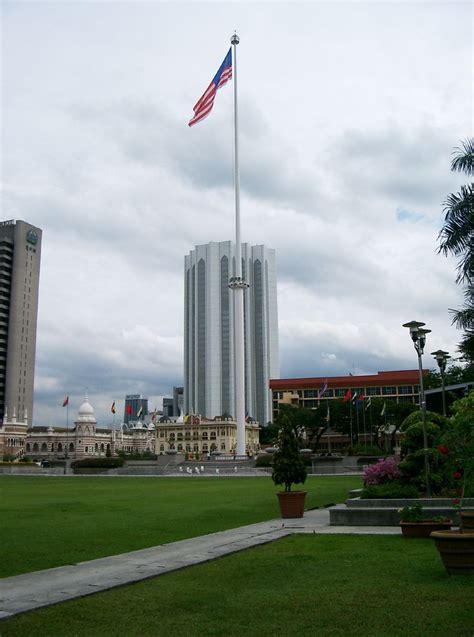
[398,503,452,538]
[271,415,307,518]
[431,391,474,575]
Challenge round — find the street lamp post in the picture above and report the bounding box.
[431,349,451,417]
[402,320,432,497]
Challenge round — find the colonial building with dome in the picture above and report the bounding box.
[0,398,156,460]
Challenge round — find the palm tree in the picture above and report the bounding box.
[439,139,474,363]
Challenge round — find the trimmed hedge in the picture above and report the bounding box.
[360,482,420,499]
[71,457,124,469]
[255,455,273,467]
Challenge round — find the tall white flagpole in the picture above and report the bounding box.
[229,32,247,457]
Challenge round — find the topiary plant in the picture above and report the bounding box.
[271,415,307,492]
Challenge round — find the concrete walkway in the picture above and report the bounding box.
[0,509,400,620]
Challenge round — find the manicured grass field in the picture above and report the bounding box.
[0,475,361,577]
[2,534,472,637]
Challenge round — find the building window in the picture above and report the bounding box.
[382,386,397,396]
[399,386,413,394]
[367,387,381,396]
[334,388,348,398]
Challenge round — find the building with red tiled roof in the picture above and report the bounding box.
[270,370,421,422]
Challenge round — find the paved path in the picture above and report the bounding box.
[0,509,400,620]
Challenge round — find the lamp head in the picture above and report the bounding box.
[416,328,431,353]
[431,349,450,371]
[402,320,426,343]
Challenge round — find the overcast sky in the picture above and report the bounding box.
[2,1,472,426]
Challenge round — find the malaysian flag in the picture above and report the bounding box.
[188,48,232,127]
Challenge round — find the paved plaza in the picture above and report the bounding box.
[0,509,400,620]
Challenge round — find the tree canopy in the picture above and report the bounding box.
[439,139,474,364]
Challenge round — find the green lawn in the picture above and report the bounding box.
[2,534,472,637]
[0,475,360,577]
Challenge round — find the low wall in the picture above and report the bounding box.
[0,465,64,475]
[330,497,474,526]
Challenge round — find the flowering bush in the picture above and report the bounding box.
[437,390,474,501]
[363,457,401,486]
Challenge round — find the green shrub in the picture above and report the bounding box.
[256,454,273,467]
[360,482,420,499]
[400,422,442,455]
[271,415,307,492]
[398,448,447,495]
[348,444,384,456]
[400,410,448,432]
[71,457,124,469]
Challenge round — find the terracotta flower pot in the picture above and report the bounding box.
[400,520,452,538]
[431,529,474,575]
[277,491,307,518]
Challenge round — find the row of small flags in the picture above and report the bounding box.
[61,396,159,421]
[316,382,386,416]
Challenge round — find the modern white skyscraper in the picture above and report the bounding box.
[0,220,42,425]
[184,241,279,426]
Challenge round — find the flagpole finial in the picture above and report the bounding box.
[231,33,239,45]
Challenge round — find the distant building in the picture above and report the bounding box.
[0,398,155,460]
[270,370,421,422]
[184,241,279,426]
[0,219,42,425]
[124,394,148,425]
[162,398,174,418]
[0,398,156,461]
[162,387,184,418]
[155,415,260,457]
[173,386,184,416]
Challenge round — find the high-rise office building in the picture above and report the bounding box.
[184,241,279,426]
[0,220,42,424]
[173,386,184,417]
[123,394,148,425]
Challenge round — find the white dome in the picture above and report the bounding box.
[78,400,94,416]
[76,399,97,423]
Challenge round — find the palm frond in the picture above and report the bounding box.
[451,138,474,175]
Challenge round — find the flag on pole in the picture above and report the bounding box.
[111,402,116,414]
[62,395,69,407]
[365,397,372,411]
[351,392,358,403]
[137,406,143,419]
[188,48,232,127]
[381,402,386,417]
[318,381,328,399]
[126,404,132,416]
[326,403,330,424]
[343,389,351,402]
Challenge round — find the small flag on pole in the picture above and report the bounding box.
[137,406,143,419]
[351,392,358,403]
[188,48,232,127]
[126,404,132,416]
[343,389,351,402]
[111,402,116,414]
[381,402,386,417]
[326,403,330,424]
[62,395,69,407]
[318,381,328,399]
[365,397,372,411]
